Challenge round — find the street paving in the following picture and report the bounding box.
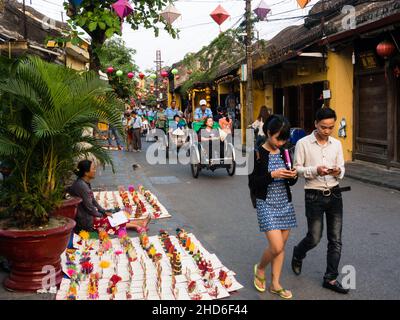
[1,140,400,300]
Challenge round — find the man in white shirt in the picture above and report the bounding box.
[130,111,142,152]
[292,107,349,294]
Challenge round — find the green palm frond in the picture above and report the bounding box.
[0,136,25,156]
[6,124,31,140]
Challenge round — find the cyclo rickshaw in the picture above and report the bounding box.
[188,120,236,178]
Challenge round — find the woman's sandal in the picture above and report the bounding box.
[253,264,266,292]
[270,287,293,299]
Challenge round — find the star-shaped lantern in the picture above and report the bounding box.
[254,1,271,21]
[210,5,230,29]
[160,4,181,25]
[112,0,134,19]
[296,0,311,9]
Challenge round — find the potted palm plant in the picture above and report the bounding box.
[0,56,123,291]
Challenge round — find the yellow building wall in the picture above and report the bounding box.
[326,48,354,162]
[217,83,231,106]
[65,55,87,71]
[280,67,327,88]
[167,92,182,110]
[252,85,275,120]
[253,88,265,121]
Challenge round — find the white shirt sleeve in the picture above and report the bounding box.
[294,140,318,179]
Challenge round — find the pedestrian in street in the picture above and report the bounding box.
[250,115,298,299]
[123,111,134,152]
[130,111,142,152]
[251,106,271,150]
[107,125,122,150]
[291,107,349,294]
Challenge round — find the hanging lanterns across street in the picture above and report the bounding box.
[210,5,230,28]
[160,4,181,25]
[112,0,134,19]
[296,0,311,9]
[254,0,271,21]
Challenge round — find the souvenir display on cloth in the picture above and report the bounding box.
[94,184,171,221]
[57,226,243,300]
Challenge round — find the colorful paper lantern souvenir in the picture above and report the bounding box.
[116,70,123,77]
[171,68,178,75]
[139,72,145,79]
[112,0,134,19]
[254,1,271,21]
[127,72,134,79]
[296,0,311,9]
[160,4,181,25]
[376,40,396,59]
[210,5,230,28]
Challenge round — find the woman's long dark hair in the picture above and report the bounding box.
[263,115,291,141]
[257,106,271,122]
[74,160,92,178]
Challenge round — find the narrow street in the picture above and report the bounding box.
[92,142,400,300]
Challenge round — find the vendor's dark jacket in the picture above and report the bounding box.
[249,146,298,202]
[67,178,106,232]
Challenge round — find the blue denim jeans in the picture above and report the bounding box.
[294,188,343,281]
[107,127,121,147]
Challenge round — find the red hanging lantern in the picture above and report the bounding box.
[376,41,396,59]
[175,75,180,80]
[210,5,230,27]
[139,72,145,79]
[127,72,134,79]
[106,67,114,73]
[161,70,169,78]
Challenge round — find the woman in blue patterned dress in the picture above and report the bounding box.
[250,115,298,299]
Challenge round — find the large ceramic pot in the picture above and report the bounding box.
[51,197,82,220]
[0,216,76,292]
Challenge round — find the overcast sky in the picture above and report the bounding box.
[18,0,319,70]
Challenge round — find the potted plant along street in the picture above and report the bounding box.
[0,56,123,291]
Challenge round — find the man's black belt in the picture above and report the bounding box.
[307,186,351,197]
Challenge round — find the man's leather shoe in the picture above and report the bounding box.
[291,248,302,276]
[322,280,349,294]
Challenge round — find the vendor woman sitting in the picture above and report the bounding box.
[68,159,150,234]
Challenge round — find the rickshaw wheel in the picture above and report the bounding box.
[191,163,200,178]
[227,160,236,176]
